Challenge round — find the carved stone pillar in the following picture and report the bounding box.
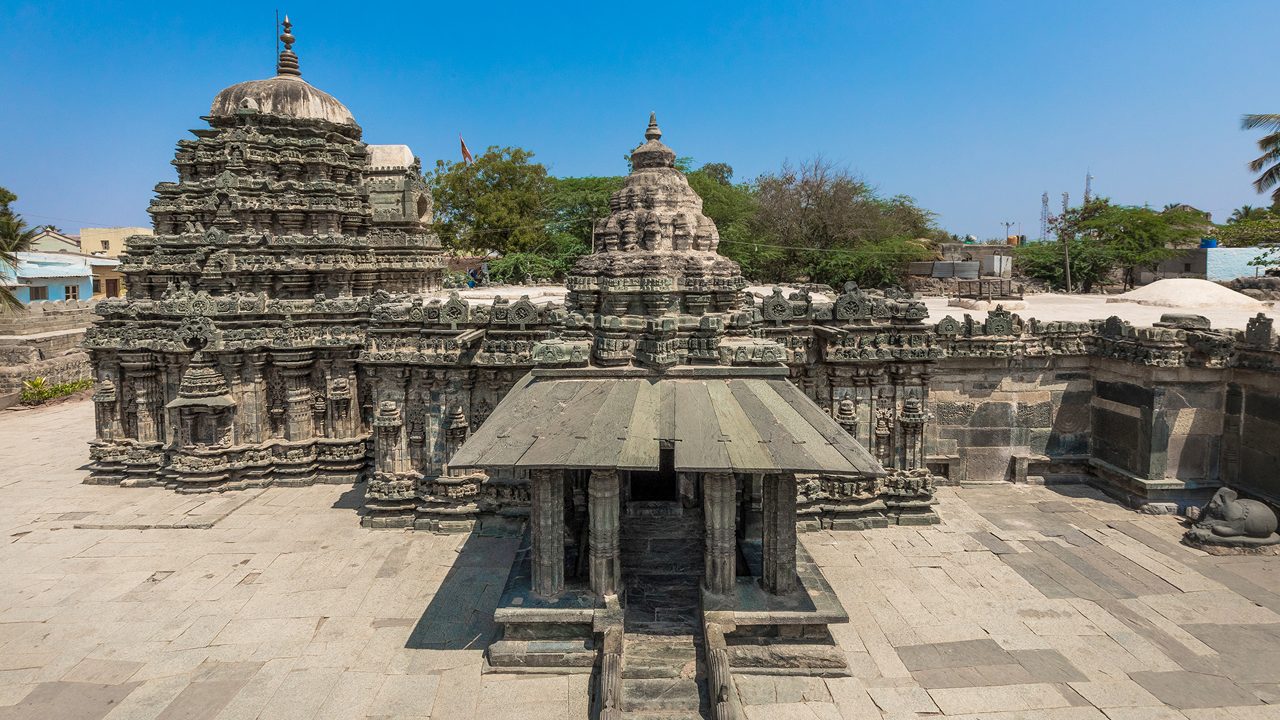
[373,400,404,474]
[123,362,159,442]
[588,469,621,596]
[762,473,798,595]
[703,471,737,596]
[530,469,565,597]
[245,354,268,443]
[275,353,314,441]
[92,374,121,442]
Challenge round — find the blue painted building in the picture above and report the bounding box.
[0,251,98,303]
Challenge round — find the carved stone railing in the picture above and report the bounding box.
[596,625,623,720]
[704,622,742,720]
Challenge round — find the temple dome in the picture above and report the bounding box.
[208,16,356,127]
[210,76,356,126]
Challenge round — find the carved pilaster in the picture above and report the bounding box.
[703,471,737,596]
[762,473,798,595]
[122,360,159,442]
[530,469,565,597]
[588,469,621,596]
[275,352,314,441]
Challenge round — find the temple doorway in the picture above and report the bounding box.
[626,446,679,503]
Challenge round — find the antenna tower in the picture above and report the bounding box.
[1084,171,1094,204]
[1040,192,1050,240]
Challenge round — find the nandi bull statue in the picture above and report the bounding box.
[1183,487,1280,553]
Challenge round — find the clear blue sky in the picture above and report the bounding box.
[2,0,1275,239]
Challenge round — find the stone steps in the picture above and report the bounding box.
[622,512,704,632]
[621,677,704,715]
[624,634,698,679]
[617,508,709,717]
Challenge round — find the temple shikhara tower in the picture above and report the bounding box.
[86,19,442,488]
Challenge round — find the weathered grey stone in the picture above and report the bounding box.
[1130,670,1262,709]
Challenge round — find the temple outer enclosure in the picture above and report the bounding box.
[81,19,1280,719]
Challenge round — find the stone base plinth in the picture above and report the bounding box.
[702,541,850,677]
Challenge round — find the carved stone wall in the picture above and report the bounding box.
[928,356,1093,483]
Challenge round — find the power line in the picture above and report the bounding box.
[17,212,141,229]
[717,237,934,254]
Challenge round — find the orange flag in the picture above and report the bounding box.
[460,135,474,165]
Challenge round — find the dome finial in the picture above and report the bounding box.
[645,112,661,142]
[276,14,301,77]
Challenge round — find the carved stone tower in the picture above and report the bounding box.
[561,114,773,369]
[85,17,442,489]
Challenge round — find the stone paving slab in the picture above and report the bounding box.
[6,401,1280,718]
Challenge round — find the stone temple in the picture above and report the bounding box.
[82,19,1280,719]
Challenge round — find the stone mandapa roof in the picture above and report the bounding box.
[208,16,356,127]
[451,367,884,476]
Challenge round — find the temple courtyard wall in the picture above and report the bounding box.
[8,398,1280,717]
[0,300,97,404]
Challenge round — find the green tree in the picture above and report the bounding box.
[1228,205,1271,224]
[539,175,627,277]
[0,202,39,311]
[427,146,551,255]
[0,186,16,217]
[1015,236,1114,291]
[1024,199,1201,290]
[1214,215,1280,247]
[1079,203,1200,288]
[734,158,938,286]
[1243,114,1280,206]
[544,175,625,245]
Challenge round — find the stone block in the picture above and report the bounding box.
[970,401,1016,427]
[1129,670,1262,710]
[1017,401,1054,427]
[963,448,1014,483]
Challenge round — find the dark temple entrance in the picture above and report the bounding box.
[627,446,679,502]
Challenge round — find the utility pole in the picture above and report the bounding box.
[1001,221,1016,244]
[1061,192,1072,293]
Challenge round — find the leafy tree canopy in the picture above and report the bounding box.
[1024,199,1204,290]
[0,189,38,311]
[427,146,551,256]
[544,175,625,246]
[0,186,15,217]
[719,158,938,286]
[428,150,943,288]
[1243,114,1280,206]
[1228,205,1272,224]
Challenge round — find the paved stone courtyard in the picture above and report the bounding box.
[3,399,1280,719]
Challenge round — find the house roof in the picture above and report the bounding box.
[450,367,883,477]
[13,251,93,280]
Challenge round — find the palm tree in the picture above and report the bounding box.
[1228,205,1270,224]
[0,213,39,312]
[1243,114,1280,205]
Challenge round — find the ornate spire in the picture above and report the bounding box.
[630,112,676,170]
[645,112,662,142]
[276,15,301,77]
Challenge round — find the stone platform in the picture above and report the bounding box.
[5,398,1280,718]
